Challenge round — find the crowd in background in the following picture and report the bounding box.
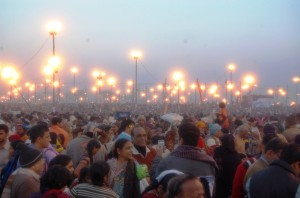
[0,102,300,198]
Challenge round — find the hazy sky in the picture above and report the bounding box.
[1,0,300,91]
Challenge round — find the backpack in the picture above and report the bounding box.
[0,150,21,195]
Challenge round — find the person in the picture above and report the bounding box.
[137,115,152,145]
[116,119,135,141]
[49,117,70,148]
[234,124,250,155]
[107,139,140,198]
[282,114,300,143]
[249,144,300,198]
[142,170,183,198]
[155,123,217,190]
[205,123,223,155]
[14,124,29,143]
[69,161,119,198]
[244,136,286,192]
[74,139,100,178]
[65,128,93,167]
[213,134,245,198]
[0,124,10,173]
[49,154,74,174]
[167,174,206,198]
[132,127,157,171]
[10,148,44,198]
[39,165,73,198]
[0,140,27,195]
[28,124,58,173]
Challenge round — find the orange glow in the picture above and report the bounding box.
[172,71,183,81]
[228,64,236,71]
[71,67,78,74]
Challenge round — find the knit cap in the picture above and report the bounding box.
[19,148,43,168]
[209,123,222,135]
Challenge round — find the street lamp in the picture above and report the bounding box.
[92,70,105,104]
[190,83,197,104]
[107,77,116,103]
[47,21,61,56]
[131,51,141,104]
[172,71,184,113]
[292,77,300,104]
[227,64,236,104]
[1,66,19,102]
[71,67,78,102]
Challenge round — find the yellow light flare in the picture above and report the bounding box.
[227,83,234,90]
[172,71,183,82]
[97,80,103,87]
[267,89,274,95]
[241,84,250,90]
[126,89,131,93]
[150,88,154,92]
[53,81,59,87]
[209,84,218,94]
[293,77,300,83]
[200,84,206,90]
[92,86,97,92]
[71,67,78,74]
[235,91,241,96]
[1,67,17,79]
[131,51,142,60]
[116,90,121,94]
[140,92,146,97]
[107,77,116,86]
[190,83,196,90]
[157,84,163,90]
[244,74,255,85]
[48,56,61,70]
[228,64,236,72]
[46,21,62,35]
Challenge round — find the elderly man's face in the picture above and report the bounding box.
[177,178,205,198]
[133,128,147,147]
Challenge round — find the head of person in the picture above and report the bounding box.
[111,122,119,134]
[9,137,27,157]
[113,138,133,160]
[280,144,300,177]
[19,148,44,175]
[0,124,9,144]
[40,165,73,193]
[79,166,90,184]
[236,124,251,139]
[118,119,135,135]
[15,124,26,136]
[178,123,200,147]
[137,115,146,127]
[29,124,50,149]
[219,102,226,108]
[208,123,223,138]
[132,127,147,147]
[263,137,287,162]
[90,161,110,187]
[49,154,74,174]
[51,117,63,127]
[168,174,205,198]
[86,139,101,164]
[220,134,236,153]
[143,170,183,198]
[285,114,298,129]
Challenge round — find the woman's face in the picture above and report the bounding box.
[118,141,133,160]
[65,160,74,173]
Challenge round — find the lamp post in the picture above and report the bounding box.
[172,71,183,113]
[293,77,300,105]
[71,67,78,102]
[93,70,105,105]
[227,64,236,104]
[107,77,116,103]
[131,51,141,104]
[47,21,61,112]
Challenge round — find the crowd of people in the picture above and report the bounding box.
[0,102,300,198]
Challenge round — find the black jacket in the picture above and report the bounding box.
[250,160,300,198]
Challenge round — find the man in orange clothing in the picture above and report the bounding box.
[49,117,70,148]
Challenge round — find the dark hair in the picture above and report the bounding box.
[262,134,277,146]
[112,139,140,198]
[28,124,49,143]
[49,132,57,145]
[51,117,62,125]
[86,139,100,164]
[220,134,236,153]
[90,161,110,186]
[265,137,286,153]
[113,139,130,158]
[49,154,72,167]
[0,124,9,133]
[142,173,178,195]
[294,134,300,145]
[178,123,200,146]
[219,102,226,108]
[79,167,90,184]
[168,174,199,198]
[280,144,300,164]
[118,119,135,135]
[40,165,73,193]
